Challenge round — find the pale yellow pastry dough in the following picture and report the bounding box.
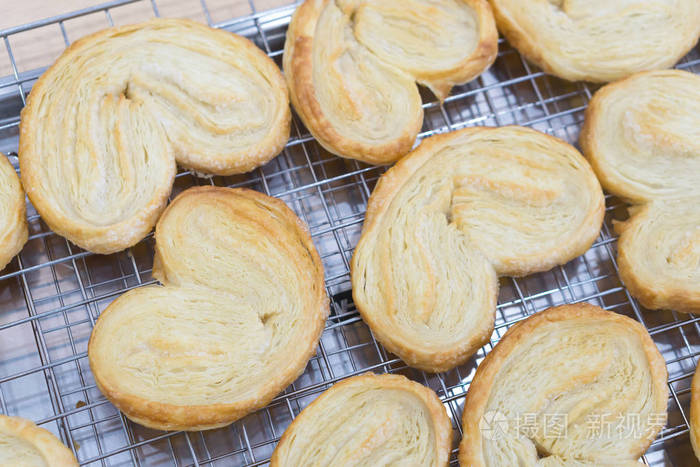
[270,373,452,466]
[580,69,700,313]
[0,153,28,271]
[459,303,668,467]
[20,18,290,254]
[0,415,77,467]
[284,0,498,164]
[351,126,604,372]
[88,187,328,431]
[690,363,700,461]
[489,0,700,83]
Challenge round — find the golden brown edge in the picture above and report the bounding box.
[0,414,78,466]
[492,127,604,277]
[578,70,675,204]
[458,303,669,466]
[283,0,501,164]
[19,18,291,254]
[18,20,182,254]
[351,126,604,373]
[487,0,566,80]
[269,372,452,467]
[488,1,700,83]
[88,186,329,431]
[350,128,498,373]
[283,0,423,165]
[407,0,498,100]
[691,364,700,461]
[0,153,28,271]
[159,20,292,176]
[615,205,700,314]
[580,69,700,313]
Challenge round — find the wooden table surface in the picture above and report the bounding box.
[1,0,293,77]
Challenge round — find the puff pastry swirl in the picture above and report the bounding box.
[20,19,290,254]
[351,126,604,372]
[284,0,498,164]
[580,69,700,313]
[0,415,77,466]
[270,373,452,466]
[489,0,700,82]
[88,187,328,431]
[459,304,668,467]
[0,153,28,271]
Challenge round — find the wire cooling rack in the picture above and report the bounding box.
[0,1,699,465]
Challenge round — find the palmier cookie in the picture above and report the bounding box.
[352,126,604,372]
[270,373,452,466]
[0,415,77,466]
[580,69,700,313]
[20,19,290,254]
[284,0,498,164]
[489,0,700,82]
[88,187,328,431]
[0,153,28,271]
[459,304,668,466]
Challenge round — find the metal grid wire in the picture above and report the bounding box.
[0,0,699,465]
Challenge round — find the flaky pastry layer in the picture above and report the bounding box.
[0,415,77,467]
[352,126,604,372]
[284,0,498,164]
[489,0,700,82]
[581,69,700,313]
[0,153,28,271]
[20,19,290,254]
[88,187,328,430]
[270,373,452,466]
[459,304,668,467]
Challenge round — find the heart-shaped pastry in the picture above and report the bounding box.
[88,187,328,431]
[352,126,604,372]
[284,0,498,164]
[489,0,700,82]
[0,415,77,466]
[581,69,700,313]
[459,304,668,467]
[20,19,290,254]
[270,373,452,466]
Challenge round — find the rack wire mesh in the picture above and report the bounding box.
[0,0,699,465]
